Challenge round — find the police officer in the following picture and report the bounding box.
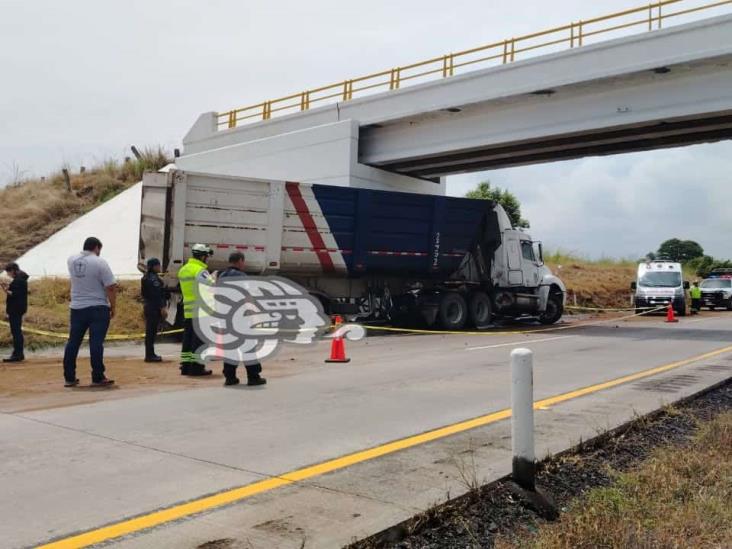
[690,281,702,315]
[2,262,29,363]
[177,244,214,376]
[218,252,266,387]
[141,258,168,362]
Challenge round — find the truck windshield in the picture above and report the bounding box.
[701,279,732,289]
[639,272,681,287]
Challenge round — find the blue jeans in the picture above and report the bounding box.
[63,306,111,382]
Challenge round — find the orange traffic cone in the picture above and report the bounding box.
[326,315,351,363]
[665,303,678,323]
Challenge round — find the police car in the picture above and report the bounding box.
[700,269,732,311]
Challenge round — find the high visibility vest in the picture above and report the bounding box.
[178,258,210,319]
[690,286,702,299]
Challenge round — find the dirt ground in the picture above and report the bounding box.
[0,356,205,413]
[0,350,307,413]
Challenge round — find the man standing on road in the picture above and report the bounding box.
[63,237,117,387]
[177,244,214,377]
[1,262,29,363]
[218,252,266,387]
[690,281,702,315]
[141,258,168,362]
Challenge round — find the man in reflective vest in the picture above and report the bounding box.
[178,244,214,376]
[690,281,702,315]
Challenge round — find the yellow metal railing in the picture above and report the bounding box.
[217,0,732,129]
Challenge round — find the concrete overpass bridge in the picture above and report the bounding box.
[178,0,732,194]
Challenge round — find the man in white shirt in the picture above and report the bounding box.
[62,237,117,387]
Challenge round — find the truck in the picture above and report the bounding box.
[139,170,566,329]
[631,260,689,315]
[700,269,732,310]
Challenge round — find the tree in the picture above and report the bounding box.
[465,181,529,228]
[656,238,704,262]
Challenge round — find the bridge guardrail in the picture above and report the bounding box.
[216,0,732,129]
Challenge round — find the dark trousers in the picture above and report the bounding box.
[223,360,262,381]
[63,306,110,382]
[180,318,205,373]
[8,313,24,358]
[144,306,161,358]
[691,298,701,311]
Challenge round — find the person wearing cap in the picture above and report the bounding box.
[63,236,116,387]
[141,258,168,362]
[177,244,214,376]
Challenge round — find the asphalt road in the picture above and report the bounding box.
[2,314,732,548]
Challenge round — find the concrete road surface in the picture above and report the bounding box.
[2,314,732,548]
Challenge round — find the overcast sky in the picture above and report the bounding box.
[1,0,731,259]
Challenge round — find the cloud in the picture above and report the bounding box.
[448,141,732,259]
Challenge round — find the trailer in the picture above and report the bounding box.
[139,170,565,328]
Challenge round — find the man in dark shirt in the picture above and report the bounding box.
[141,258,168,362]
[218,252,266,387]
[2,262,29,363]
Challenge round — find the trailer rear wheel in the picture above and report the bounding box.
[438,292,467,330]
[468,292,492,328]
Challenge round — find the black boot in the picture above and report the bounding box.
[3,355,24,363]
[145,355,163,363]
[188,365,213,376]
[247,375,267,387]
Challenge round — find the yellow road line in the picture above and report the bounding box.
[37,343,732,549]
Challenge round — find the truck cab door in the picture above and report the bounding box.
[520,240,541,287]
[505,231,524,285]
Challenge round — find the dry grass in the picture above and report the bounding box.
[0,147,170,264]
[1,279,148,349]
[546,258,637,310]
[499,411,732,549]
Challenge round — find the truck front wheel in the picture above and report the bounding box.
[468,292,492,328]
[438,292,468,330]
[539,292,564,325]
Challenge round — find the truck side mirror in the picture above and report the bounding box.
[630,282,637,290]
[683,281,690,290]
[538,243,544,265]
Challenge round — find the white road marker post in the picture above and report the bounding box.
[511,348,535,491]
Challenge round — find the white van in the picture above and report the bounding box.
[631,261,688,315]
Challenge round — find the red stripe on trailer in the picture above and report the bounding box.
[285,182,335,273]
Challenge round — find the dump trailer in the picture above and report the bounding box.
[139,170,566,328]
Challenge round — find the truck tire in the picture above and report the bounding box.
[727,298,732,311]
[677,299,687,317]
[438,292,467,330]
[468,292,492,328]
[539,292,564,325]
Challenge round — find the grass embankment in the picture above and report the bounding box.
[500,411,732,548]
[0,148,170,264]
[0,279,148,349]
[544,252,637,310]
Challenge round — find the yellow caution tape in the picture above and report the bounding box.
[362,306,667,336]
[565,305,637,311]
[0,320,182,341]
[1,306,665,343]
